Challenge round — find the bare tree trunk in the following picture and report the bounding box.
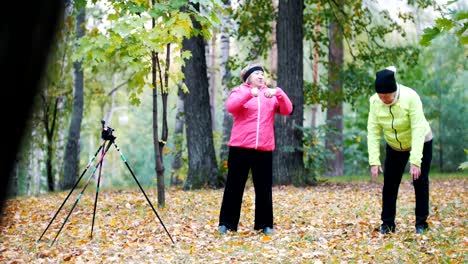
[150,4,166,207]
[34,142,43,196]
[208,33,218,130]
[54,99,65,190]
[62,7,85,190]
[44,97,60,192]
[170,86,185,186]
[9,159,19,197]
[218,0,232,184]
[437,57,444,171]
[156,44,171,206]
[325,14,344,177]
[26,138,33,196]
[311,16,321,129]
[273,0,305,186]
[151,50,165,207]
[182,3,219,189]
[269,0,278,87]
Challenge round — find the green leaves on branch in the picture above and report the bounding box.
[72,0,221,105]
[420,5,468,46]
[232,0,275,60]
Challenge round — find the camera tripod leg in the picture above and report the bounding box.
[37,140,107,242]
[50,140,113,247]
[90,143,106,239]
[112,141,175,245]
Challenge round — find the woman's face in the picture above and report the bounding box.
[378,92,396,105]
[248,71,265,88]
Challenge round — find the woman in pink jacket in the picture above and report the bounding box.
[218,63,293,235]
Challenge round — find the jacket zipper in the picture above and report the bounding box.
[389,106,403,150]
[255,95,260,149]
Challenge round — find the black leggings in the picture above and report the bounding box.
[219,147,273,231]
[381,140,432,228]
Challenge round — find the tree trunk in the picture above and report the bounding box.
[325,15,344,177]
[157,45,171,204]
[152,65,165,207]
[208,33,218,130]
[62,7,85,189]
[54,99,65,190]
[26,137,33,196]
[182,3,219,190]
[44,96,60,192]
[311,16,320,129]
[150,6,165,207]
[269,0,278,87]
[34,144,43,196]
[218,0,232,184]
[273,0,305,186]
[46,132,54,191]
[9,159,19,197]
[170,86,185,186]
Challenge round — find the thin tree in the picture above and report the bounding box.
[150,0,172,207]
[62,7,85,189]
[324,2,344,177]
[218,0,233,183]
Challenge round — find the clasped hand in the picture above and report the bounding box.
[251,88,277,98]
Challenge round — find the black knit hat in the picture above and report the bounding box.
[375,69,397,94]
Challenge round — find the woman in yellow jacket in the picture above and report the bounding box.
[367,66,433,235]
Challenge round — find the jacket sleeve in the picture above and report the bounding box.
[275,87,293,115]
[226,86,252,114]
[408,93,428,167]
[367,97,382,166]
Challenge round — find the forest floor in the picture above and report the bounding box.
[0,177,466,263]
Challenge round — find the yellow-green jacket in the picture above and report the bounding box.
[367,84,431,167]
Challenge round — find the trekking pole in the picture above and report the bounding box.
[49,140,113,247]
[37,140,106,242]
[112,141,175,245]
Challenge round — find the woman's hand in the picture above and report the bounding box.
[410,164,421,180]
[264,88,277,98]
[370,165,383,179]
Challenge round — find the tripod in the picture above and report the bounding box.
[37,120,175,247]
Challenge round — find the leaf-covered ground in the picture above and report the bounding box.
[1,178,466,263]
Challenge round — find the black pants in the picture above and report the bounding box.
[219,147,273,231]
[381,140,432,229]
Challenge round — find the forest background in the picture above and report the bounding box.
[6,0,467,207]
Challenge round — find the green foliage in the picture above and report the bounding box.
[420,1,468,47]
[303,0,428,107]
[72,0,221,107]
[231,0,275,61]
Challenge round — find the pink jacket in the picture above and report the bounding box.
[227,83,293,151]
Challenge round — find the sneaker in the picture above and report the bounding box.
[379,225,395,234]
[218,225,228,234]
[262,227,274,235]
[415,226,428,235]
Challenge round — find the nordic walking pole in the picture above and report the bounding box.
[112,141,175,245]
[90,142,106,239]
[49,140,113,247]
[37,140,106,242]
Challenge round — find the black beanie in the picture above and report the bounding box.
[375,69,397,94]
